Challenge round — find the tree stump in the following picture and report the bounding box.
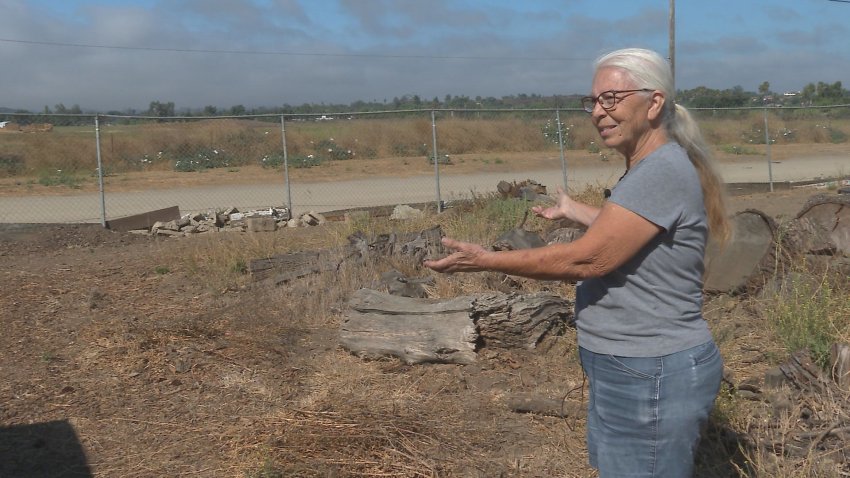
[704,209,778,294]
[340,289,574,365]
[792,193,850,256]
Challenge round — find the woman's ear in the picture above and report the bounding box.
[647,91,666,122]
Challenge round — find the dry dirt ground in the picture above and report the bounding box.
[0,186,839,477]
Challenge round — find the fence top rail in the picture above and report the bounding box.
[2,103,850,122]
[689,103,850,111]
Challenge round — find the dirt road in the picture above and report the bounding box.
[1,154,846,223]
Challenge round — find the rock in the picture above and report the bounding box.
[299,211,325,226]
[492,228,545,251]
[246,217,276,233]
[764,367,787,389]
[154,229,182,237]
[390,205,423,220]
[378,269,434,298]
[152,220,179,232]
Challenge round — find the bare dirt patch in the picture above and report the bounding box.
[0,187,845,477]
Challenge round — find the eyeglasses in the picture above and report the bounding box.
[581,89,654,113]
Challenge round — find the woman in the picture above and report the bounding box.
[424,48,729,477]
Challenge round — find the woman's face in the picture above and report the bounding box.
[589,67,654,158]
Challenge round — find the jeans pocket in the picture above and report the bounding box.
[606,355,659,380]
[690,341,720,366]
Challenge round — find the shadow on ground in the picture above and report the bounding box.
[0,419,93,478]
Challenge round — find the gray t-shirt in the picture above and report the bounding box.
[575,142,713,357]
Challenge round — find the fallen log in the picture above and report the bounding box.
[340,289,574,365]
[248,226,444,284]
[340,289,478,365]
[792,193,850,256]
[704,209,778,294]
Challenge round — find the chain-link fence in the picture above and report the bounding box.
[1,105,848,224]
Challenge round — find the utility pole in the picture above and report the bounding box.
[669,0,676,86]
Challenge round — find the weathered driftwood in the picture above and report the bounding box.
[248,226,444,284]
[340,289,478,365]
[340,289,574,365]
[471,292,575,349]
[757,349,850,461]
[249,249,349,283]
[704,209,778,294]
[831,343,850,391]
[792,193,850,257]
[779,349,833,395]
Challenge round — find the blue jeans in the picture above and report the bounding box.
[579,341,723,478]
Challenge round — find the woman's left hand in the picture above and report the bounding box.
[423,237,489,273]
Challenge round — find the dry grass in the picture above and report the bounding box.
[2,113,848,180]
[160,188,850,477]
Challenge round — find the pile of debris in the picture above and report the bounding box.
[129,207,331,237]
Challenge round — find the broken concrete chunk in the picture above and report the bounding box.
[247,217,277,233]
[390,204,423,220]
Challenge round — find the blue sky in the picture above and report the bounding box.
[2,0,848,111]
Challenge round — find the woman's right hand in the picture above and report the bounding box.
[532,187,575,221]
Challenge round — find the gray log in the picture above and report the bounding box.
[704,209,778,294]
[472,292,575,349]
[249,226,444,284]
[340,289,574,364]
[793,193,850,256]
[340,289,478,365]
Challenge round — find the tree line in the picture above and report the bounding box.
[2,81,848,126]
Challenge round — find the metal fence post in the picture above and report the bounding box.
[763,108,774,192]
[431,110,442,212]
[280,115,293,217]
[94,115,107,227]
[555,109,568,190]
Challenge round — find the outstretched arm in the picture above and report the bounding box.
[424,202,662,280]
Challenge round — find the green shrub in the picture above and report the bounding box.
[314,138,354,161]
[770,271,850,368]
[173,147,234,172]
[828,126,847,143]
[259,152,286,169]
[720,145,758,155]
[290,154,323,168]
[37,169,83,188]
